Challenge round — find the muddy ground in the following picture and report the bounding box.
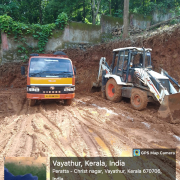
[0,24,180,179]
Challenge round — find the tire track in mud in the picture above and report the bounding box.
[0,89,180,178]
[76,97,178,150]
[75,99,177,155]
[6,116,28,156]
[1,99,33,157]
[24,135,33,157]
[38,104,77,157]
[30,114,65,157]
[65,109,100,157]
[69,107,130,157]
[73,107,130,143]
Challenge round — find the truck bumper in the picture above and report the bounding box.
[27,93,75,100]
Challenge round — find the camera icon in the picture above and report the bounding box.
[133,149,140,156]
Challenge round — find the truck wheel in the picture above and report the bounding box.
[105,78,122,102]
[131,89,148,110]
[29,99,36,106]
[64,99,72,106]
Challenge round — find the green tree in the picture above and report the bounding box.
[91,0,102,24]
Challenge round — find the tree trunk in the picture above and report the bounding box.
[92,16,96,24]
[91,0,101,24]
[39,0,42,24]
[123,0,129,39]
[109,0,111,15]
[83,0,86,22]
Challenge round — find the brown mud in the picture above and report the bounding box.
[0,25,180,179]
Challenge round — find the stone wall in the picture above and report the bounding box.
[130,14,151,30]
[101,15,123,34]
[0,22,101,64]
[45,22,101,51]
[0,12,177,64]
[152,11,173,23]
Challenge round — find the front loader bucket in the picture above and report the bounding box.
[158,93,180,123]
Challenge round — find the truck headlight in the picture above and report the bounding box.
[29,88,35,91]
[34,87,40,92]
[28,87,40,92]
[64,87,75,91]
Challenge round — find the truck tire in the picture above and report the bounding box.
[29,99,36,106]
[105,78,122,102]
[64,99,72,106]
[131,88,148,110]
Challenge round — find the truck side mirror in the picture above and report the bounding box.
[73,66,76,75]
[21,66,25,75]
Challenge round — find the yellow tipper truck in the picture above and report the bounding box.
[21,51,76,106]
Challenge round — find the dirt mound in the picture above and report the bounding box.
[0,62,27,88]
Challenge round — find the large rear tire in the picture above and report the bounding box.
[105,78,122,102]
[64,99,72,106]
[29,99,36,106]
[131,88,148,110]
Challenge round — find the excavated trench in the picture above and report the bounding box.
[0,25,180,179]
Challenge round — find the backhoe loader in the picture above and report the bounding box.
[93,47,180,122]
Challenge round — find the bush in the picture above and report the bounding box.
[55,12,68,29]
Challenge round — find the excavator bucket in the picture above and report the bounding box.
[158,93,180,123]
[91,81,101,88]
[90,81,101,93]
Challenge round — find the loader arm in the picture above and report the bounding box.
[161,69,180,92]
[136,68,180,122]
[93,57,111,87]
[145,71,168,103]
[135,69,168,104]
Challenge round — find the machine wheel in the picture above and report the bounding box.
[105,78,122,102]
[29,99,36,106]
[64,99,72,106]
[131,89,148,110]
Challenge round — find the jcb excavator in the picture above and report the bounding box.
[93,47,180,122]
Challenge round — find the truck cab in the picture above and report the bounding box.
[21,51,76,106]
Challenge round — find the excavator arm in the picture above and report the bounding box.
[92,57,111,87]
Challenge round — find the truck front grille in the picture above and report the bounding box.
[43,91,61,94]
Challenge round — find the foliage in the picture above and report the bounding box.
[0,13,68,60]
[0,0,180,50]
[1,0,180,25]
[114,9,123,18]
[169,18,179,25]
[55,12,68,29]
[85,18,92,24]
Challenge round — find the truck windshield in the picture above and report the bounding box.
[29,58,73,77]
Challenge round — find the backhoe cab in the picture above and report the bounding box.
[93,47,180,122]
